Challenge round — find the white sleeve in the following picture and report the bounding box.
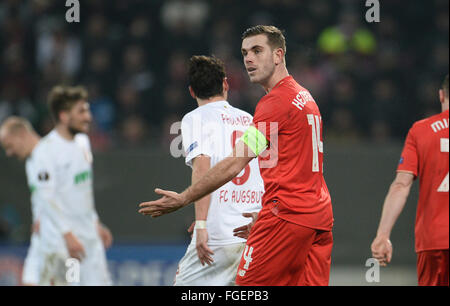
[26,162,42,222]
[30,152,72,234]
[181,113,215,168]
[83,136,99,222]
[79,134,92,153]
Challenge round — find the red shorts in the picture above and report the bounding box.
[235,207,333,286]
[417,250,449,286]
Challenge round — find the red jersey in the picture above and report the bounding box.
[252,76,333,231]
[397,109,449,252]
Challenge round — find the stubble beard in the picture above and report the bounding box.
[68,122,89,136]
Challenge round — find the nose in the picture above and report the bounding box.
[244,54,254,65]
[85,111,93,122]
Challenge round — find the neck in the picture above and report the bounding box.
[197,95,226,107]
[442,101,449,112]
[262,65,289,93]
[55,124,75,141]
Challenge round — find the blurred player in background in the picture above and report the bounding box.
[371,74,449,286]
[140,25,334,286]
[37,85,112,285]
[173,56,263,286]
[0,117,42,285]
[0,86,113,285]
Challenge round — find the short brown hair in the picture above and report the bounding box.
[48,85,88,122]
[442,74,449,98]
[188,55,226,99]
[242,25,286,54]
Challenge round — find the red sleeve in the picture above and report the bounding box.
[252,95,289,143]
[397,125,419,177]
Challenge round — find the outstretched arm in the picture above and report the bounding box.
[190,155,214,265]
[139,140,255,217]
[371,171,414,266]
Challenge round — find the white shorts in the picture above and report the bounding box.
[22,233,43,285]
[40,239,111,286]
[78,239,111,286]
[174,242,246,286]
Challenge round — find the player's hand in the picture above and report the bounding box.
[371,235,393,267]
[64,232,86,261]
[196,229,214,266]
[233,212,258,239]
[32,220,40,234]
[138,188,187,217]
[97,223,113,249]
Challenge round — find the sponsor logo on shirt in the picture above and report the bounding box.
[185,141,198,155]
[74,170,91,185]
[38,171,50,181]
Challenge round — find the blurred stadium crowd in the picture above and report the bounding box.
[0,0,448,152]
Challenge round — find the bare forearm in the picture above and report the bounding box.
[182,157,248,205]
[195,197,211,220]
[376,182,411,237]
[192,162,212,220]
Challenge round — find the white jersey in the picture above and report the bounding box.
[25,130,100,252]
[181,101,264,246]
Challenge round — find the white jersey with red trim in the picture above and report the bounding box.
[181,100,264,246]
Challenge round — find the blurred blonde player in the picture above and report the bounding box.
[0,117,42,285]
[1,86,113,285]
[173,56,264,286]
[371,74,449,286]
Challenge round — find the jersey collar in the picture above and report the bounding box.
[270,75,293,92]
[198,100,230,109]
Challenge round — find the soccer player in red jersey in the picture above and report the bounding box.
[139,25,334,286]
[371,74,449,286]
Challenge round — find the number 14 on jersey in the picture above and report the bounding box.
[307,114,323,173]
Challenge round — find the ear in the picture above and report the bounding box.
[273,48,285,65]
[223,78,229,93]
[188,86,197,99]
[59,111,69,124]
[439,89,445,104]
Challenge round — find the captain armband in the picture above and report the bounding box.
[240,126,268,156]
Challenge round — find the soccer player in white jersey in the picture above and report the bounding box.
[0,86,112,285]
[173,56,264,286]
[0,117,42,285]
[35,85,113,285]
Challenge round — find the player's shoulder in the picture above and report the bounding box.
[35,132,57,155]
[28,137,53,166]
[181,102,225,124]
[257,91,282,115]
[256,87,293,117]
[261,76,304,103]
[181,108,198,123]
[182,104,209,122]
[411,111,448,131]
[229,105,253,120]
[75,133,90,146]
